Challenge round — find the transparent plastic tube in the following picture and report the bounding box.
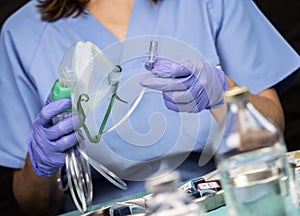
[53,44,93,213]
[147,41,158,71]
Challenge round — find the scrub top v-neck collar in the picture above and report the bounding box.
[66,0,159,48]
[126,0,159,38]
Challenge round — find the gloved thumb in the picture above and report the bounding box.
[38,99,72,126]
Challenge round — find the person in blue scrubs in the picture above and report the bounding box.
[0,0,300,215]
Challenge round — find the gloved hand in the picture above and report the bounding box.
[140,58,228,113]
[27,94,81,177]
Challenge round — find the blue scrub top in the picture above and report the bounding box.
[1,0,300,212]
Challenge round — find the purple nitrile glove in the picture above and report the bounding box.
[140,58,228,113]
[27,94,81,177]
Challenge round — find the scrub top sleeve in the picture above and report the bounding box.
[215,0,300,94]
[0,28,43,168]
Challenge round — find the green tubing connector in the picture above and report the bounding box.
[52,80,71,101]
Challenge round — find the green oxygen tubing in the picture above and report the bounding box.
[76,65,127,144]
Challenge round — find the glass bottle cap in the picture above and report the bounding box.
[224,86,249,102]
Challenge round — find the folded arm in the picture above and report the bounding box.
[227,78,284,131]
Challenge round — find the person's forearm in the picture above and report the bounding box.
[248,90,285,131]
[227,77,285,132]
[13,154,65,216]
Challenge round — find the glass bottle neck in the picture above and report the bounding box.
[226,95,249,113]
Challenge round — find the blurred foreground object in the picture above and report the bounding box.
[215,87,294,215]
[145,171,206,216]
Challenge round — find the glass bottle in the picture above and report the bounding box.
[214,87,290,216]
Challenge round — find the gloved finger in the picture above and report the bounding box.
[45,92,53,105]
[30,129,75,157]
[33,162,62,176]
[28,139,66,176]
[43,115,81,141]
[163,88,204,104]
[140,76,189,91]
[146,58,191,78]
[53,132,79,152]
[38,99,72,126]
[42,151,67,168]
[163,98,202,113]
[162,98,180,112]
[215,67,229,91]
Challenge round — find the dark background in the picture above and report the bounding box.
[0,0,29,30]
[254,0,300,151]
